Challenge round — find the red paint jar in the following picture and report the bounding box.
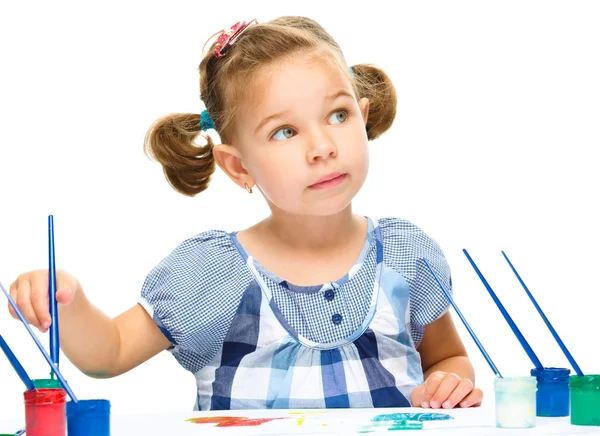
[23,388,66,436]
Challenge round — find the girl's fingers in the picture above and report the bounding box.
[429,373,461,408]
[459,388,484,408]
[7,270,76,331]
[410,384,426,407]
[30,274,51,331]
[421,371,446,408]
[8,281,19,319]
[15,277,42,329]
[442,378,474,409]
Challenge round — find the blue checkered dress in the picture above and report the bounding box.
[139,217,452,410]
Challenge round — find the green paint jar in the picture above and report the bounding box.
[569,374,600,426]
[32,378,62,389]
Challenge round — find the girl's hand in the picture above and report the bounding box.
[7,269,80,333]
[411,371,483,409]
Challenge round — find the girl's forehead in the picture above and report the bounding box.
[237,56,351,116]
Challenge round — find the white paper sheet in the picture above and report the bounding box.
[2,405,599,435]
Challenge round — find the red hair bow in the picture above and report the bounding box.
[214,19,257,59]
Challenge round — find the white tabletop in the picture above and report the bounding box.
[0,406,597,435]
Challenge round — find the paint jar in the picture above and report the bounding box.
[531,367,570,416]
[494,376,536,428]
[569,374,600,426]
[32,378,62,388]
[23,388,66,436]
[67,399,111,435]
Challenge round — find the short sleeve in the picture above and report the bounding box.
[379,217,452,346]
[139,230,252,372]
[410,235,452,327]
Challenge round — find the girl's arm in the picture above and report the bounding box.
[59,291,172,378]
[410,312,483,408]
[8,269,172,378]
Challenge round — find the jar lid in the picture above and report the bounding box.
[494,376,537,392]
[531,367,570,382]
[569,374,600,390]
[67,399,111,417]
[23,388,66,405]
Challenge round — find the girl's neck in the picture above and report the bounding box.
[260,207,366,253]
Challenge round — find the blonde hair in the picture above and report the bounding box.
[144,16,397,196]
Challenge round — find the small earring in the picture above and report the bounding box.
[244,183,253,194]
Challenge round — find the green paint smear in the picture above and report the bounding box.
[389,420,424,430]
[359,413,452,433]
[358,420,424,432]
[372,413,452,422]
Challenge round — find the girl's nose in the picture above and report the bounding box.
[306,129,338,163]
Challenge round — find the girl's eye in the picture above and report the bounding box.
[272,127,296,141]
[329,110,348,124]
[270,110,348,140]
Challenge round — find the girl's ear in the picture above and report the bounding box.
[359,97,369,126]
[212,144,255,191]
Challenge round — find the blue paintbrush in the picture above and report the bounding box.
[0,280,78,402]
[502,250,583,376]
[0,333,35,391]
[48,214,60,379]
[463,249,543,370]
[424,259,502,378]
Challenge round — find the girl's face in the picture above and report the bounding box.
[231,53,370,217]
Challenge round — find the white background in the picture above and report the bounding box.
[1,0,598,421]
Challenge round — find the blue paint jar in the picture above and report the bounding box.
[66,399,110,435]
[531,367,570,417]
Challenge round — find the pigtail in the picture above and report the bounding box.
[350,64,397,140]
[143,113,216,196]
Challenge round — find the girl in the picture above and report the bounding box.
[8,16,483,411]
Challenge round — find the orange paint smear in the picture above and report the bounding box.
[186,416,236,424]
[186,416,286,427]
[218,418,285,427]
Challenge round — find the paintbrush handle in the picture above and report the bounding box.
[423,259,502,378]
[502,250,583,376]
[463,249,543,370]
[1,281,78,402]
[0,333,35,391]
[49,215,60,369]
